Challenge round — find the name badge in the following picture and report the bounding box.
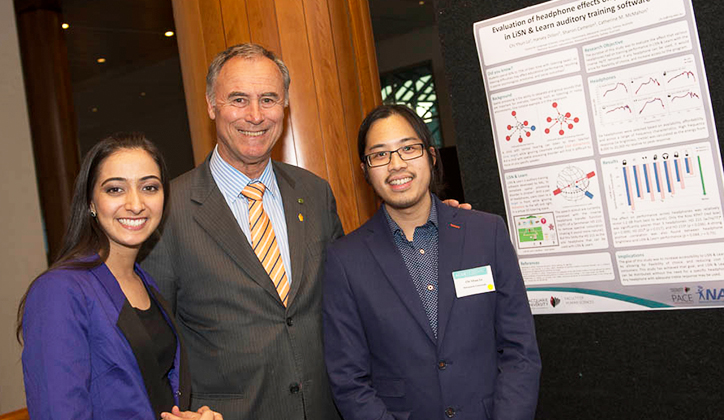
[452,265,495,298]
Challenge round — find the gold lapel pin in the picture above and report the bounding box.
[298,213,304,222]
[298,198,304,204]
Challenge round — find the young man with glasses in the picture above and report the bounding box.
[323,105,541,420]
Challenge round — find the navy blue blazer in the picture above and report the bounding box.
[22,261,190,419]
[323,197,541,420]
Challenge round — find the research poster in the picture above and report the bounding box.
[474,0,724,313]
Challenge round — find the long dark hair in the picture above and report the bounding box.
[16,132,169,343]
[357,104,444,195]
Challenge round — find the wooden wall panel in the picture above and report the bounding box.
[275,0,326,177]
[327,0,377,221]
[173,0,381,230]
[302,0,359,231]
[218,0,251,46]
[171,0,224,163]
[347,0,381,112]
[198,1,227,65]
[246,0,282,54]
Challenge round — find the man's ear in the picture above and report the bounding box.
[429,147,437,165]
[360,162,370,184]
[206,95,216,120]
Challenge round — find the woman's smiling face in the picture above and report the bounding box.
[90,148,164,256]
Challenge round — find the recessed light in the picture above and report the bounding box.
[61,23,69,29]
[164,31,175,37]
[140,92,146,97]
[419,0,425,4]
[91,107,98,113]
[97,58,106,63]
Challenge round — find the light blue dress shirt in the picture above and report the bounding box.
[209,146,293,283]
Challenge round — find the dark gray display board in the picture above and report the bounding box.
[432,0,724,417]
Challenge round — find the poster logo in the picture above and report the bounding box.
[669,286,693,303]
[550,296,560,307]
[697,286,724,302]
[529,297,551,309]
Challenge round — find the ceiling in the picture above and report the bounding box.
[60,0,178,84]
[368,0,436,41]
[59,0,435,83]
[55,0,436,176]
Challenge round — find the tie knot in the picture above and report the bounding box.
[241,182,266,201]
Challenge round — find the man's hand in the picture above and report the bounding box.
[161,406,223,420]
[442,199,472,210]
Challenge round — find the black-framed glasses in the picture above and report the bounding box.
[364,143,425,167]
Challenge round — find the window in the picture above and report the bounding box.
[380,62,443,148]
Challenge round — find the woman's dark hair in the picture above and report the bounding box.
[16,132,169,343]
[357,104,444,195]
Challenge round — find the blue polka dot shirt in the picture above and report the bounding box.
[383,199,439,338]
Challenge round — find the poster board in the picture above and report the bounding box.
[473,0,724,313]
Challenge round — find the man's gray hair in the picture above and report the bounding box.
[206,43,291,106]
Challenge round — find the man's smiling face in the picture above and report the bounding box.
[207,56,286,176]
[362,113,435,211]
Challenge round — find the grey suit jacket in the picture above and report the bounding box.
[141,156,344,420]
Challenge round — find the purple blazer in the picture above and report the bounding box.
[22,260,190,419]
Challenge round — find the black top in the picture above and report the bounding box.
[134,299,177,412]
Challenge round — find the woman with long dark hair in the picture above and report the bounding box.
[17,133,221,420]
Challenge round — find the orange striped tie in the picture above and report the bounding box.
[241,182,290,306]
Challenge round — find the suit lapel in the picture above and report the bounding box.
[91,261,126,313]
[274,162,305,308]
[190,159,280,302]
[435,198,465,346]
[365,208,436,344]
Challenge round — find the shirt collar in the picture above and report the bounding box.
[210,146,280,202]
[383,193,438,238]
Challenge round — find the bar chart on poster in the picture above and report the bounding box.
[474,0,724,313]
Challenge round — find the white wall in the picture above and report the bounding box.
[0,2,49,413]
[375,25,457,147]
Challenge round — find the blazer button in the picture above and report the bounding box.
[289,383,300,394]
[286,317,294,326]
[437,360,447,370]
[176,390,182,396]
[445,407,455,418]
